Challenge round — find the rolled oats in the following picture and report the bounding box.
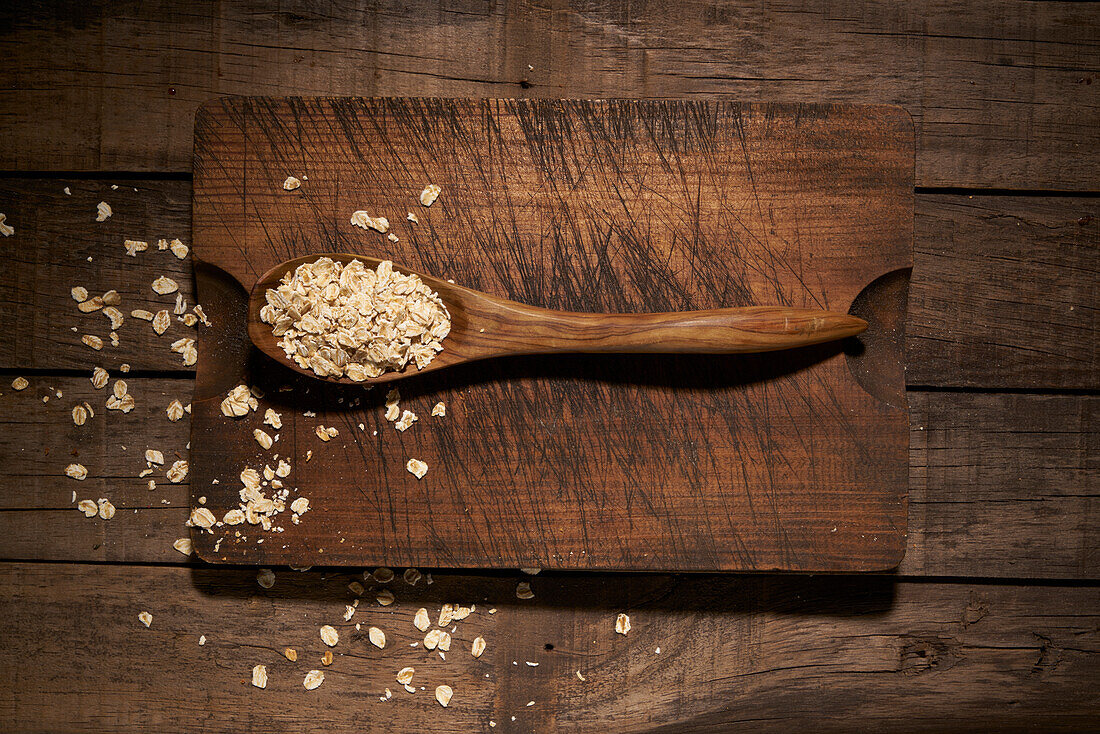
[251,664,268,689]
[419,184,441,207]
[102,307,124,330]
[78,499,98,517]
[516,582,534,600]
[403,568,422,586]
[91,367,109,389]
[81,334,104,350]
[119,363,130,373]
[423,629,445,650]
[97,498,116,519]
[254,429,273,450]
[193,304,210,326]
[471,636,486,658]
[276,459,291,478]
[96,202,112,222]
[406,459,428,479]
[131,309,154,321]
[320,625,339,647]
[145,449,164,465]
[434,684,452,707]
[78,297,104,313]
[223,509,245,525]
[315,425,338,442]
[138,611,153,628]
[350,210,389,233]
[283,176,301,190]
[102,290,121,306]
[394,410,417,432]
[284,648,298,662]
[431,402,446,417]
[220,385,255,417]
[151,276,179,295]
[72,405,88,426]
[413,607,431,632]
[407,212,419,224]
[11,377,28,391]
[321,650,333,666]
[173,537,193,555]
[376,589,395,607]
[372,567,394,583]
[170,239,189,260]
[124,239,148,256]
[189,507,215,529]
[368,626,386,649]
[71,286,88,302]
[65,463,88,480]
[303,670,325,690]
[112,380,127,399]
[166,399,185,422]
[259,259,450,380]
[615,613,631,635]
[396,667,415,685]
[263,408,282,429]
[152,310,171,335]
[166,460,189,483]
[256,568,276,588]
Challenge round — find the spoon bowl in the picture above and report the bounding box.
[248,252,868,386]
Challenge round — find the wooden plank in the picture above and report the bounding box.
[908,195,1099,389]
[2,376,1095,579]
[1,1,1097,188]
[0,562,1096,731]
[902,391,1098,578]
[4,181,1095,388]
[0,179,197,371]
[191,97,913,572]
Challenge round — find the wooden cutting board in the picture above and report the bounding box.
[190,98,912,572]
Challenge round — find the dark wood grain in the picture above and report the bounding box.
[0,179,197,371]
[2,376,1095,578]
[3,182,1093,389]
[2,1,1097,189]
[192,97,913,572]
[908,195,1099,390]
[1,562,1096,732]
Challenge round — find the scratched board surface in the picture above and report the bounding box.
[191,98,912,571]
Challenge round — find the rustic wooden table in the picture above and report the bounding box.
[0,3,1096,731]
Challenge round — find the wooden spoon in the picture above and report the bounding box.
[248,253,867,385]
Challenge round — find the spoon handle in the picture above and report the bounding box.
[473,304,867,356]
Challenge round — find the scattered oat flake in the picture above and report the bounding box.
[406,459,428,479]
[284,648,298,662]
[131,309,154,321]
[521,567,541,575]
[11,377,28,391]
[138,611,152,628]
[71,405,89,427]
[373,567,394,583]
[166,460,188,483]
[151,276,178,295]
[256,568,276,589]
[170,239,189,260]
[413,608,431,632]
[124,239,148,256]
[102,290,121,306]
[303,670,325,690]
[516,581,534,599]
[263,408,282,429]
[615,613,631,635]
[387,232,399,243]
[71,286,88,302]
[290,497,309,516]
[254,429,273,450]
[420,184,441,207]
[199,635,206,646]
[77,499,98,517]
[315,425,338,442]
[431,402,446,417]
[396,666,415,685]
[251,665,268,689]
[173,537,193,555]
[152,310,171,335]
[471,636,487,658]
[283,176,301,190]
[166,399,185,422]
[350,210,389,233]
[320,625,339,647]
[404,568,422,585]
[81,335,104,350]
[321,650,333,666]
[435,684,453,707]
[145,449,164,465]
[376,589,395,606]
[78,297,103,313]
[189,507,216,529]
[95,202,112,222]
[65,463,88,480]
[395,410,418,432]
[343,604,356,621]
[369,626,386,649]
[91,367,109,389]
[407,212,419,224]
